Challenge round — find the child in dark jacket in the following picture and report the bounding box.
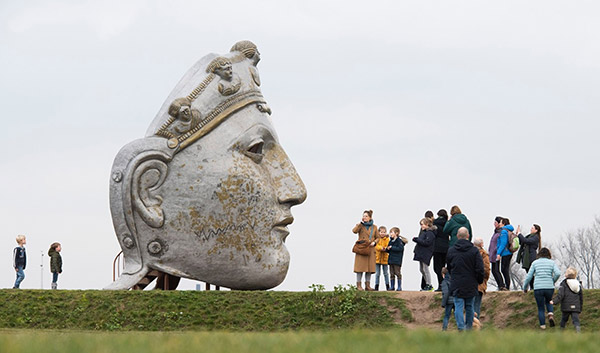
[48,242,63,290]
[386,227,407,291]
[441,267,454,331]
[551,267,583,332]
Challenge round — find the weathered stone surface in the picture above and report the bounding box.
[106,41,307,290]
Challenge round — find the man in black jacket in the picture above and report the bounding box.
[447,227,484,331]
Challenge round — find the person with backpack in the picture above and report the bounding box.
[495,218,515,290]
[523,247,560,330]
[516,224,541,290]
[489,216,506,290]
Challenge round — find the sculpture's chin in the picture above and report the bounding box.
[159,246,290,290]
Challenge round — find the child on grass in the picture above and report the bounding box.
[551,267,583,332]
[12,235,27,289]
[441,267,454,331]
[374,226,390,291]
[386,227,407,291]
[48,242,63,290]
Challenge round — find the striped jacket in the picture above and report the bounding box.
[523,257,560,290]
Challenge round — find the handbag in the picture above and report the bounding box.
[352,240,371,255]
[352,225,374,255]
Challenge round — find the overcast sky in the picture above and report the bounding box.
[1,1,599,291]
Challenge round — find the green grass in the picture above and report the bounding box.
[1,288,599,332]
[0,286,394,331]
[1,329,599,353]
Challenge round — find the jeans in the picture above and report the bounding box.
[375,264,389,285]
[454,296,475,331]
[52,272,59,283]
[500,254,513,289]
[443,303,454,330]
[474,291,483,317]
[14,266,25,288]
[534,289,554,326]
[419,261,432,287]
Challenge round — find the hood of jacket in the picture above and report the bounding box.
[567,279,581,293]
[453,238,474,252]
[502,224,515,232]
[48,248,58,257]
[451,214,468,225]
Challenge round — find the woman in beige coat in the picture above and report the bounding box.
[352,210,380,291]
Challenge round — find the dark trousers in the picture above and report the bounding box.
[500,254,513,290]
[560,312,580,330]
[433,252,447,289]
[491,261,505,289]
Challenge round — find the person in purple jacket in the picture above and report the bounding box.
[488,216,506,290]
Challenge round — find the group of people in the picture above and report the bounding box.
[351,207,584,331]
[12,235,63,289]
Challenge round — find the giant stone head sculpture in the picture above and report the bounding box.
[106,41,307,290]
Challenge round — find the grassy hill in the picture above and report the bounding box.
[0,287,598,331]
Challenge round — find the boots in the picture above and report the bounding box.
[374,284,379,291]
[390,279,395,291]
[51,282,57,290]
[365,281,374,291]
[396,279,402,291]
[385,283,390,291]
[356,282,364,291]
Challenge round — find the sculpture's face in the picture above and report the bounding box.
[215,63,233,80]
[151,105,306,289]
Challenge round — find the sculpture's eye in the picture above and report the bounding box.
[244,141,264,163]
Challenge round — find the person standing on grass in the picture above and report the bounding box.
[12,235,27,289]
[413,217,436,291]
[495,217,514,290]
[386,227,407,291]
[48,242,63,290]
[352,210,379,291]
[433,209,450,291]
[488,216,505,291]
[447,227,484,331]
[473,237,490,318]
[523,247,560,330]
[443,205,473,247]
[374,226,390,291]
[516,224,541,290]
[441,267,454,331]
[551,267,583,332]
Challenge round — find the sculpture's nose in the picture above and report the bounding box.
[265,144,307,206]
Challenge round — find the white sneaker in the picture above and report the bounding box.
[540,325,546,330]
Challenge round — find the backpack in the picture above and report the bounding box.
[507,230,520,253]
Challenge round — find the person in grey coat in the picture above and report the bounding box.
[551,267,583,332]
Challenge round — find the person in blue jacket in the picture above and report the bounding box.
[495,218,514,290]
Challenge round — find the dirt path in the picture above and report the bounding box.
[391,291,441,329]
[384,290,525,330]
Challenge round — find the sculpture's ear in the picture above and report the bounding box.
[132,159,169,228]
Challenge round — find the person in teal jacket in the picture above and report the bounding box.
[495,218,514,290]
[523,247,561,330]
[443,205,472,247]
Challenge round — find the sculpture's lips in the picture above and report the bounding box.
[274,216,294,227]
[273,216,293,242]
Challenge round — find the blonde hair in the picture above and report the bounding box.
[390,227,400,235]
[565,267,577,279]
[16,234,26,244]
[420,218,433,228]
